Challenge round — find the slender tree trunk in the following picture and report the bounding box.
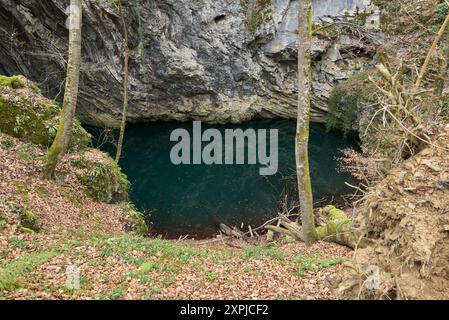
[296,0,318,244]
[414,10,449,91]
[115,0,129,163]
[435,23,449,96]
[44,0,83,179]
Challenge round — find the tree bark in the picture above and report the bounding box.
[115,0,129,163]
[296,0,318,243]
[44,0,82,179]
[435,23,449,96]
[414,10,449,91]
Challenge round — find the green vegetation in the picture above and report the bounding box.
[0,251,56,291]
[326,72,374,136]
[240,0,272,33]
[0,136,14,149]
[293,251,343,276]
[8,237,29,249]
[243,245,285,260]
[0,75,90,150]
[207,271,218,281]
[92,235,206,263]
[72,153,130,203]
[17,144,36,162]
[435,2,449,23]
[34,185,49,198]
[123,202,149,236]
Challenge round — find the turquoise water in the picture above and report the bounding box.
[92,119,358,238]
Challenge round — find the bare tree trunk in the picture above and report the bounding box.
[44,0,82,179]
[296,0,318,244]
[115,0,129,163]
[435,23,449,96]
[414,10,449,91]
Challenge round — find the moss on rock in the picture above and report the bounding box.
[72,151,130,204]
[315,205,362,249]
[316,205,352,238]
[6,202,41,232]
[326,71,375,136]
[0,75,90,150]
[123,202,149,236]
[19,208,40,233]
[0,75,26,89]
[241,0,272,33]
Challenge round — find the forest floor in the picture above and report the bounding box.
[0,132,350,300]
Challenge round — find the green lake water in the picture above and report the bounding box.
[92,119,358,238]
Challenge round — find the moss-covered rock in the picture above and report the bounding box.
[315,205,363,249]
[122,202,149,236]
[19,208,41,233]
[0,75,26,89]
[0,75,90,150]
[6,202,41,232]
[316,205,352,238]
[326,71,376,136]
[241,0,272,33]
[71,151,130,204]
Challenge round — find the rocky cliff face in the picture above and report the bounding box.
[0,0,379,126]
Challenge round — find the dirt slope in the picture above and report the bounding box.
[332,125,449,299]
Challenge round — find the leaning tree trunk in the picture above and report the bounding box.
[414,9,449,91]
[296,0,318,243]
[44,0,83,179]
[435,21,449,96]
[115,0,130,163]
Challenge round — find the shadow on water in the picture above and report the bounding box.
[89,119,359,239]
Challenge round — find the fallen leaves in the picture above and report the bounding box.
[0,133,350,300]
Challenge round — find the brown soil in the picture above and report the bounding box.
[332,124,449,299]
[0,132,129,235]
[0,133,350,300]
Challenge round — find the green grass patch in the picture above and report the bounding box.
[34,185,49,198]
[243,245,285,260]
[0,251,56,291]
[96,235,206,262]
[293,251,344,276]
[0,136,14,149]
[8,237,28,249]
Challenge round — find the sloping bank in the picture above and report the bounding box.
[331,125,449,299]
[0,76,351,300]
[0,75,147,235]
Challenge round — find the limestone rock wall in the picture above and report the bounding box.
[0,0,379,126]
